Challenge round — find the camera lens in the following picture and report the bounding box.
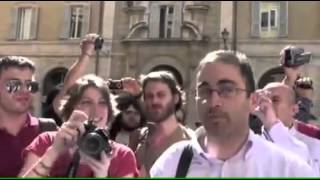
[78,122,111,159]
[81,132,106,156]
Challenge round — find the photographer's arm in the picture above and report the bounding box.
[20,110,87,177]
[19,147,60,177]
[121,77,142,97]
[53,34,96,116]
[282,66,302,87]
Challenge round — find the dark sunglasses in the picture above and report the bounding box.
[5,80,39,94]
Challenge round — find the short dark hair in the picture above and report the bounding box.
[140,71,185,111]
[61,74,114,123]
[0,56,35,76]
[197,50,256,96]
[114,92,144,115]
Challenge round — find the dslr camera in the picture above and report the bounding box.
[94,36,104,50]
[282,46,311,67]
[78,121,112,160]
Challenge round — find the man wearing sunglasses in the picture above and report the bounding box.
[0,56,47,176]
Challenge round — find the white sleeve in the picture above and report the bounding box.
[286,153,317,177]
[295,132,320,176]
[149,141,188,177]
[264,122,310,163]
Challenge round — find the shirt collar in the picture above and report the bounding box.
[191,127,254,161]
[0,113,39,135]
[289,120,299,135]
[27,113,39,127]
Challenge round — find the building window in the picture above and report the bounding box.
[9,5,39,40]
[260,9,277,30]
[159,5,174,39]
[251,1,288,38]
[259,2,280,38]
[260,12,268,28]
[149,2,182,39]
[17,7,33,40]
[270,10,276,27]
[69,6,83,39]
[60,3,90,40]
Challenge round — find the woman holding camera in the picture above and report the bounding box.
[19,35,139,177]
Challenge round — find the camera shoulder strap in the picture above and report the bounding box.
[38,118,58,133]
[175,144,193,177]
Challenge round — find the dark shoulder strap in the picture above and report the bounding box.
[175,144,193,177]
[38,118,58,133]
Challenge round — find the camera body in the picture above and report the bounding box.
[295,77,313,90]
[94,36,104,50]
[78,122,112,160]
[108,79,123,90]
[282,47,311,67]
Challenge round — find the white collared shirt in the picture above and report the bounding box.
[263,121,320,175]
[290,123,320,174]
[150,130,316,177]
[263,121,310,162]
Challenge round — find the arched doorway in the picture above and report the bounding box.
[140,56,186,88]
[150,65,184,87]
[42,68,67,95]
[41,67,67,125]
[258,67,284,89]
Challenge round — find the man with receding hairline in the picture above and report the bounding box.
[254,82,320,175]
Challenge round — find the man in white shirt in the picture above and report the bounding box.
[150,50,315,177]
[255,82,320,174]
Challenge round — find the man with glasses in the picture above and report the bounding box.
[0,56,48,176]
[150,50,315,177]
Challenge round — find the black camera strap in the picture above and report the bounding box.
[66,149,81,177]
[175,144,193,177]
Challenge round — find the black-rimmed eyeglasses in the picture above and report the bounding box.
[197,84,248,99]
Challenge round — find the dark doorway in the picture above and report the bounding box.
[42,68,67,126]
[150,65,183,87]
[258,67,284,89]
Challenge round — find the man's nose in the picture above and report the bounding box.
[208,90,223,107]
[18,84,31,93]
[149,96,160,104]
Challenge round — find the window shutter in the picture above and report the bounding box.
[149,3,160,38]
[60,5,71,39]
[279,1,288,38]
[81,4,91,37]
[30,7,39,40]
[251,1,260,38]
[9,7,18,40]
[172,2,182,38]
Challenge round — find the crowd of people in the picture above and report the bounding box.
[1,34,320,177]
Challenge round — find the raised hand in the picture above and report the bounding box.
[80,150,112,177]
[52,110,88,154]
[252,90,280,131]
[80,34,98,57]
[121,77,142,96]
